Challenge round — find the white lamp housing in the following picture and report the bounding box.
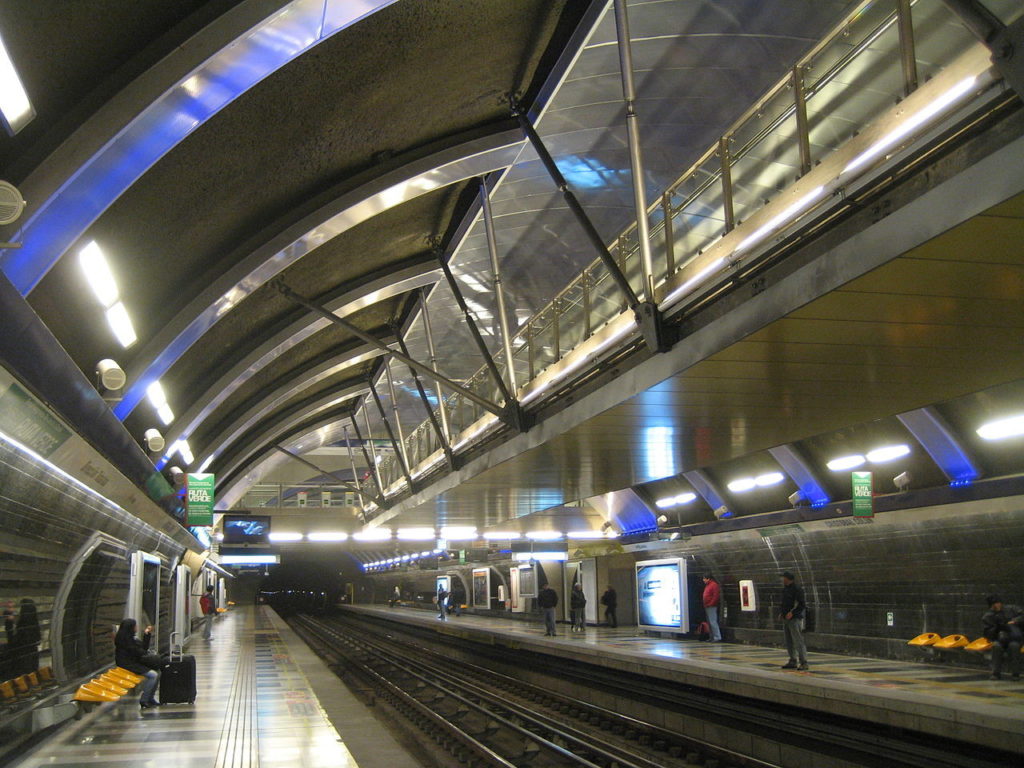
[96,358,126,393]
[143,428,165,453]
[893,471,911,491]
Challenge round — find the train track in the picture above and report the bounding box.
[293,613,778,768]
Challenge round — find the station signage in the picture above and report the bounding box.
[187,473,215,525]
[851,471,873,517]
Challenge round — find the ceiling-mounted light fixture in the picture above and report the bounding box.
[0,31,34,135]
[143,428,164,453]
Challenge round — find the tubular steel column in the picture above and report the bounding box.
[661,193,675,276]
[719,137,735,234]
[383,359,409,471]
[369,378,413,487]
[343,426,366,515]
[419,290,450,442]
[613,0,656,302]
[350,416,383,500]
[479,178,518,392]
[897,0,919,96]
[396,333,454,470]
[792,66,812,177]
[362,404,384,493]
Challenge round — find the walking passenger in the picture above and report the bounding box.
[3,598,40,676]
[600,586,617,628]
[779,572,808,671]
[114,618,160,708]
[702,574,723,642]
[200,585,216,640]
[570,583,586,632]
[538,583,558,636]
[982,595,1023,681]
[390,585,401,608]
[436,583,448,621]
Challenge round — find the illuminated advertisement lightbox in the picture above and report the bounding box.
[635,557,688,631]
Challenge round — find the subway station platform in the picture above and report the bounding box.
[13,606,416,768]
[344,604,1024,755]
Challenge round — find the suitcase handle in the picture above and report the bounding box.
[169,631,184,662]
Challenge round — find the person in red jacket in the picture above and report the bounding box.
[702,574,723,642]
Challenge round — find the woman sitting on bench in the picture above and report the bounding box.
[114,619,160,707]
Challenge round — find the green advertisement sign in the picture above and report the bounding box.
[0,382,71,457]
[851,471,873,517]
[187,473,215,526]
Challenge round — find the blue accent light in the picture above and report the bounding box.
[555,154,629,190]
[0,0,398,296]
[768,446,830,507]
[897,408,981,484]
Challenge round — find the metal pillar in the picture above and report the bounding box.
[275,280,507,420]
[896,0,919,96]
[383,360,409,470]
[718,137,735,233]
[661,193,675,275]
[361,404,384,493]
[368,379,413,487]
[792,66,812,177]
[350,416,383,500]
[397,334,455,470]
[419,289,450,442]
[613,0,656,302]
[940,0,1024,99]
[274,445,386,508]
[343,426,366,515]
[479,178,518,392]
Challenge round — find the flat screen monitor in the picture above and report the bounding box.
[222,515,271,547]
[636,558,687,630]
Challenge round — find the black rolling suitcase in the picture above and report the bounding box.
[160,633,196,704]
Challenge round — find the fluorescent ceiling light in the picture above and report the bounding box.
[198,455,214,474]
[977,413,1024,441]
[396,527,435,541]
[655,496,676,509]
[734,186,825,255]
[157,403,175,426]
[844,76,977,174]
[483,531,520,540]
[866,444,911,463]
[105,302,137,348]
[176,440,194,465]
[755,472,785,487]
[79,241,119,308]
[147,381,167,408]
[307,532,349,542]
[269,532,303,542]
[826,454,866,471]
[0,31,33,134]
[220,554,279,565]
[567,530,604,539]
[419,550,432,557]
[514,551,567,561]
[727,478,756,493]
[440,526,477,540]
[525,531,563,541]
[656,492,697,508]
[353,529,392,542]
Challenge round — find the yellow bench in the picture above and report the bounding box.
[933,634,970,650]
[907,632,941,647]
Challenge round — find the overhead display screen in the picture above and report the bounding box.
[635,558,687,630]
[223,515,271,546]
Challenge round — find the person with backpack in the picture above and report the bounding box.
[702,574,723,642]
[570,583,587,632]
[199,585,216,640]
[436,583,449,621]
[600,586,617,628]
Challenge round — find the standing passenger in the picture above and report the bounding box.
[600,586,617,628]
[538,584,558,636]
[702,574,723,642]
[982,595,1023,681]
[780,572,808,671]
[436,583,448,621]
[570,583,586,632]
[199,585,216,640]
[4,598,40,676]
[390,586,401,608]
[114,619,160,708]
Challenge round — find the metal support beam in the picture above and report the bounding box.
[361,403,384,494]
[661,193,675,275]
[512,104,672,353]
[342,426,366,516]
[397,334,455,471]
[718,137,735,234]
[436,258,526,431]
[383,360,409,470]
[419,289,450,442]
[897,0,919,96]
[273,445,386,509]
[897,407,981,484]
[768,445,830,507]
[792,66,812,177]
[479,178,518,392]
[274,280,507,420]
[940,0,1024,99]
[349,416,384,500]
[683,470,728,516]
[368,378,413,488]
[613,0,656,303]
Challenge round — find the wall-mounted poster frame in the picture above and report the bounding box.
[518,563,537,598]
[739,579,757,611]
[435,575,451,596]
[471,568,490,608]
[635,557,687,632]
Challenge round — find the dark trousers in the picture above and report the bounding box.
[605,606,617,627]
[992,626,1023,677]
[543,608,556,635]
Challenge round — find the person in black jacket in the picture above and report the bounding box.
[4,598,41,677]
[779,572,808,671]
[569,583,586,632]
[600,586,617,628]
[538,584,558,636]
[982,595,1023,680]
[114,618,160,708]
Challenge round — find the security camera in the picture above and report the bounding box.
[96,359,126,402]
[143,428,165,453]
[788,491,803,507]
[714,505,732,519]
[893,471,911,491]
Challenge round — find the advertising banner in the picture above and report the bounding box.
[186,473,215,525]
[635,557,687,630]
[851,471,873,517]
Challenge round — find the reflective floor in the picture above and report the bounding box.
[16,607,359,768]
